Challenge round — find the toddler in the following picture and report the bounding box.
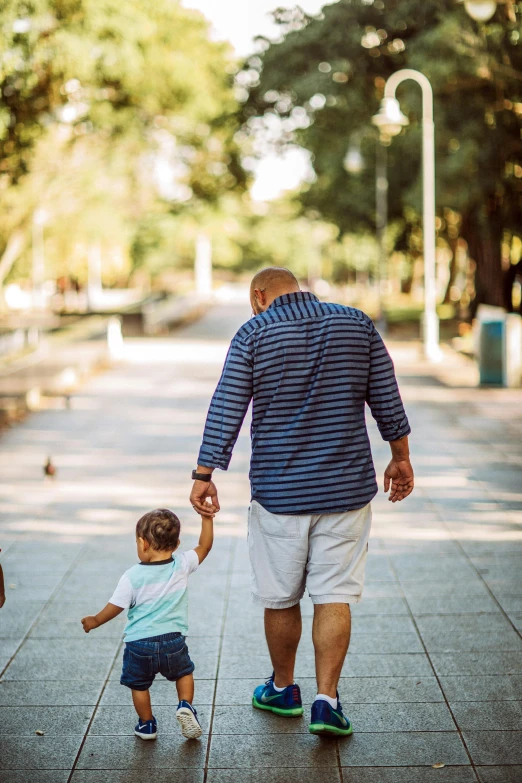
[81,507,213,740]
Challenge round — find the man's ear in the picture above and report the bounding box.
[254,288,267,312]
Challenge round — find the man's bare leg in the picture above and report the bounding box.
[264,604,302,687]
[312,603,351,697]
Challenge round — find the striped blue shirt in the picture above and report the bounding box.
[198,291,410,515]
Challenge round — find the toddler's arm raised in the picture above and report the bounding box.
[194,515,214,564]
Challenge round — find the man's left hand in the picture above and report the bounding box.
[190,479,220,516]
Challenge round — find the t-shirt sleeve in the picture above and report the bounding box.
[109,573,134,609]
[181,550,200,576]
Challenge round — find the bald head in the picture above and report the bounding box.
[250,267,300,315]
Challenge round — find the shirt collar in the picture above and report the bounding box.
[268,291,320,310]
[139,556,174,566]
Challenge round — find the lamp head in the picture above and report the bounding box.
[371,97,409,140]
[343,147,365,174]
[460,1,498,22]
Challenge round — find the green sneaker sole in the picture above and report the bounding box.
[309,721,353,737]
[252,696,304,717]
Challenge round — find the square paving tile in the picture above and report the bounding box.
[407,595,501,615]
[208,734,338,768]
[4,639,119,680]
[339,768,476,783]
[207,771,341,783]
[0,735,83,769]
[347,633,424,654]
[338,731,469,767]
[464,730,522,765]
[1,706,94,735]
[0,601,46,637]
[476,767,522,782]
[439,675,522,702]
[76,734,208,769]
[0,680,103,706]
[72,772,204,783]
[450,700,522,730]
[431,653,522,676]
[1,772,70,783]
[420,631,522,653]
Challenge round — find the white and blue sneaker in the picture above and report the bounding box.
[176,700,203,739]
[134,715,157,740]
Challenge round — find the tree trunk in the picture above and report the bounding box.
[461,208,504,317]
[442,235,459,304]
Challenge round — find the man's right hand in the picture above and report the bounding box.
[190,478,220,516]
[384,458,414,502]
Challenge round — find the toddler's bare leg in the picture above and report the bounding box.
[176,673,195,703]
[132,689,153,721]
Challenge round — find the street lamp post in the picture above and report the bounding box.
[372,69,442,362]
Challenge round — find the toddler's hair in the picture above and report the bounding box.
[136,508,181,551]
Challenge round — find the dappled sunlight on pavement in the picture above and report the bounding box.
[1,302,521,779]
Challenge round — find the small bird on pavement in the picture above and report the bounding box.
[43,457,57,479]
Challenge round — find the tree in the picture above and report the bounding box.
[242,0,522,310]
[0,0,246,285]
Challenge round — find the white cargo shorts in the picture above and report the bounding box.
[247,500,372,609]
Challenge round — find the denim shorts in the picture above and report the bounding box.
[120,632,194,691]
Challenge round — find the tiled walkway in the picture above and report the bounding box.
[0,302,521,782]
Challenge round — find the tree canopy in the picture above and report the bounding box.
[242,0,522,309]
[0,0,245,285]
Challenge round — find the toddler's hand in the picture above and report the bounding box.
[81,615,99,633]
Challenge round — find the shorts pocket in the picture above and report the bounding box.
[122,646,155,686]
[322,504,370,542]
[254,502,300,540]
[163,644,194,681]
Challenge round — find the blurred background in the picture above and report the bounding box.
[1,0,522,407]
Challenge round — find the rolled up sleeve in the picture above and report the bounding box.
[197,334,253,470]
[365,325,411,442]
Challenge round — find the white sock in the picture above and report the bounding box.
[272,682,287,692]
[315,693,338,709]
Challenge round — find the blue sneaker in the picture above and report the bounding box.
[176,700,203,739]
[309,693,353,736]
[134,715,157,740]
[252,674,304,717]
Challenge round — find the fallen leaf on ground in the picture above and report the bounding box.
[432,762,445,769]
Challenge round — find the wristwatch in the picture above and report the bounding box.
[192,470,212,481]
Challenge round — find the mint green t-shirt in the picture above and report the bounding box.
[109,551,199,643]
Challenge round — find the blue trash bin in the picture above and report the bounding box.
[479,319,504,386]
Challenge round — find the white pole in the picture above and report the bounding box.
[32,212,45,310]
[384,69,441,361]
[195,233,213,299]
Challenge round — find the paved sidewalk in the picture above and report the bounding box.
[0,302,521,783]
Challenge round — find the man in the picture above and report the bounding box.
[190,267,413,736]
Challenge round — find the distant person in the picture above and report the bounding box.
[0,558,5,608]
[81,508,213,740]
[191,267,413,736]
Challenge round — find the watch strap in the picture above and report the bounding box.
[192,470,212,481]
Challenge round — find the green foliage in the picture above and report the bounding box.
[0,0,246,282]
[242,0,522,307]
